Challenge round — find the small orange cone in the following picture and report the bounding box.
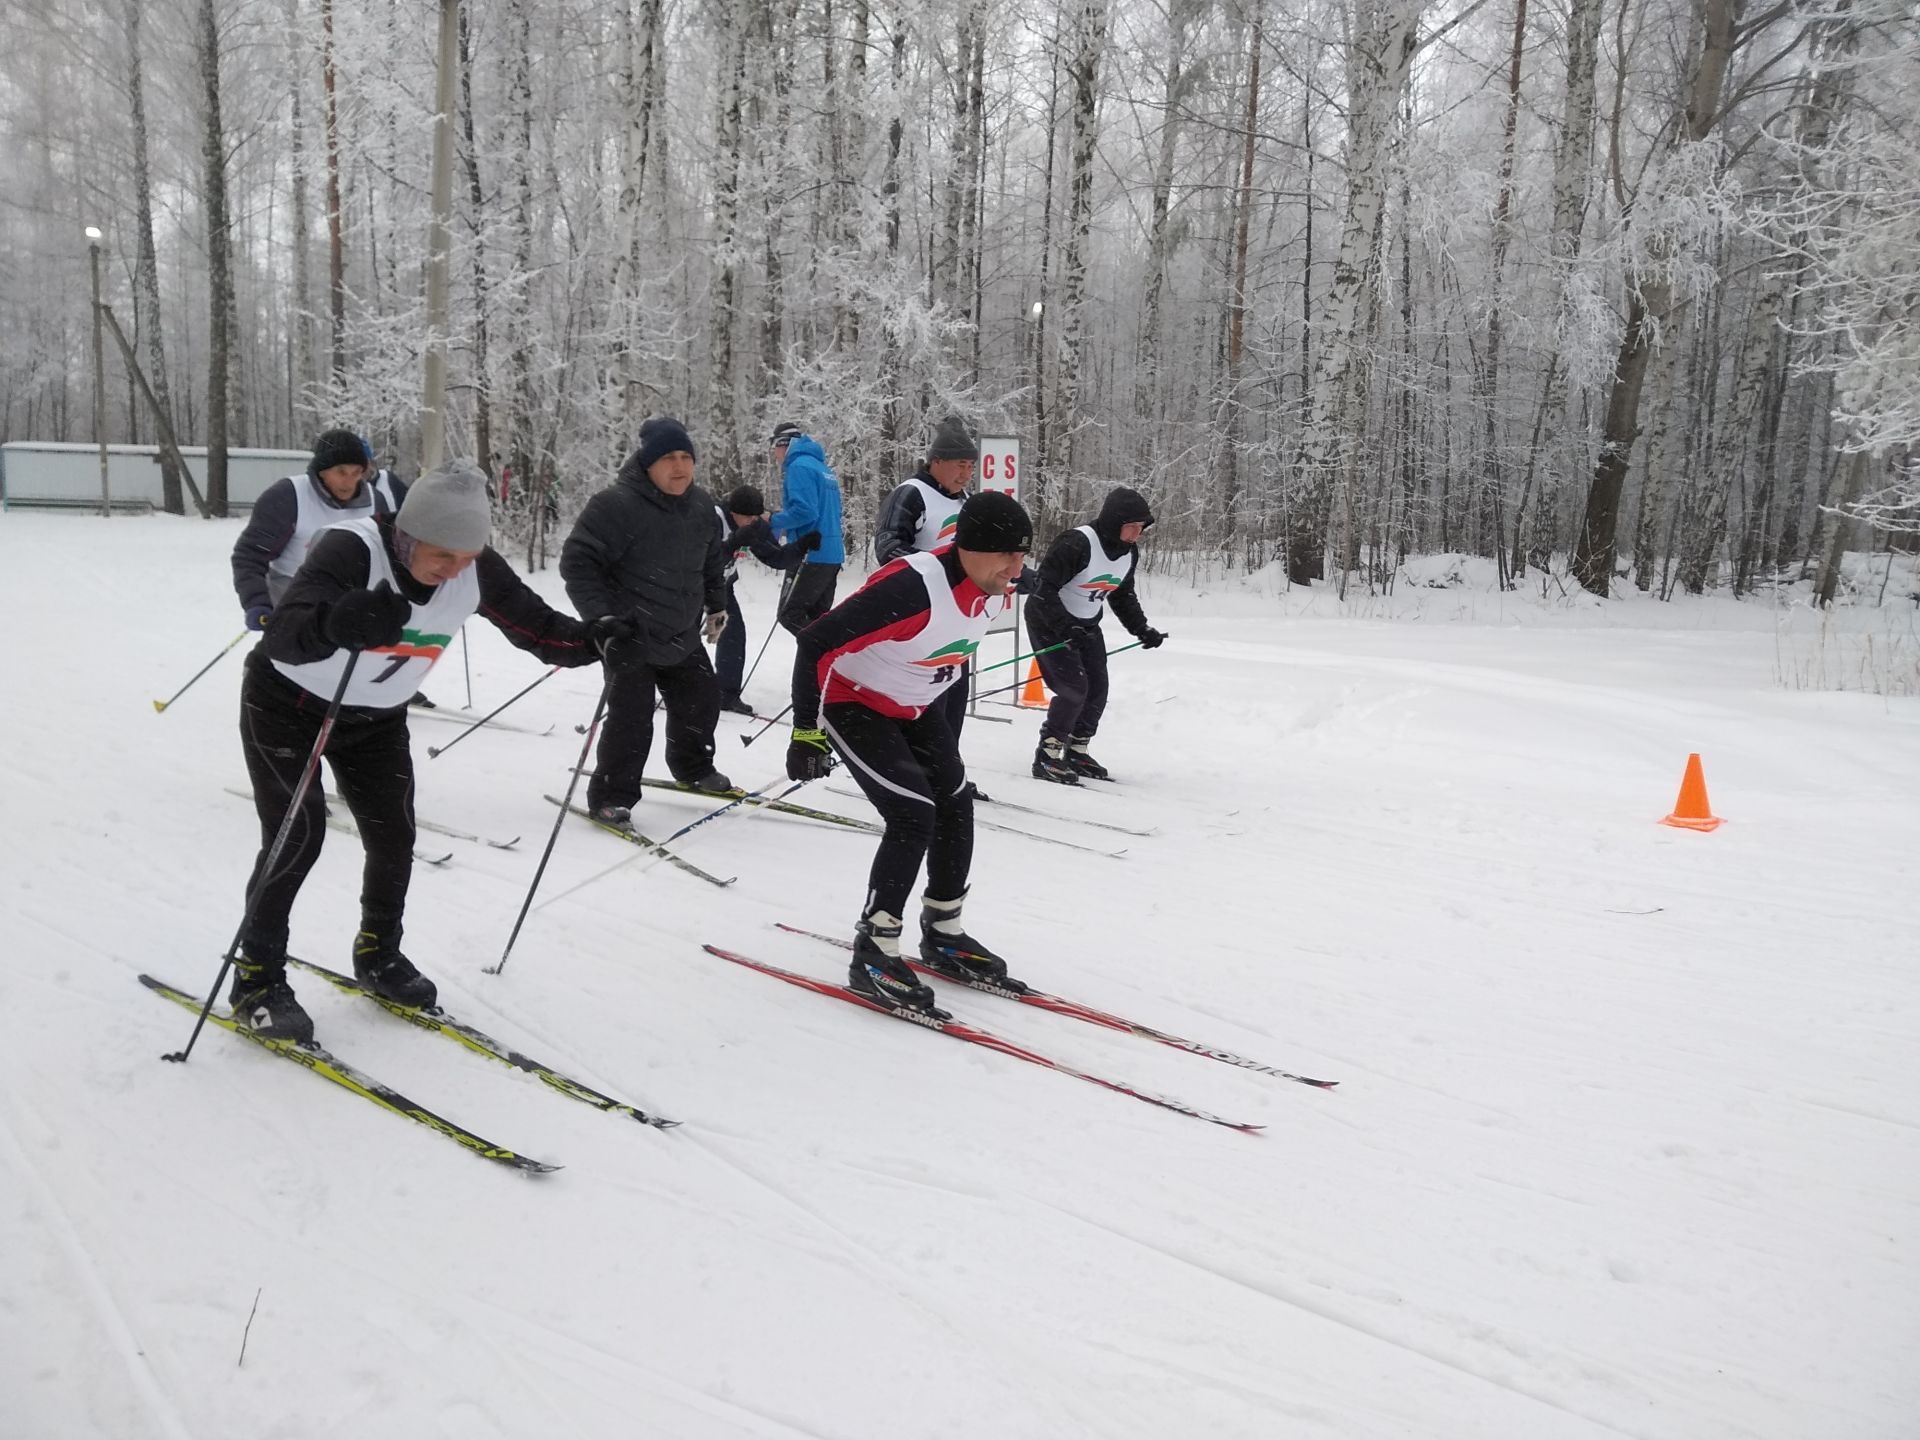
[1661,753,1723,831]
[1017,659,1049,708]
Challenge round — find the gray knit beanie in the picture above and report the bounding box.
[927,415,979,463]
[396,458,492,550]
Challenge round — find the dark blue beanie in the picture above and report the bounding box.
[635,416,696,473]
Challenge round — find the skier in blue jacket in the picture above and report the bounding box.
[767,421,845,633]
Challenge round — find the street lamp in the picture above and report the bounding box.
[85,226,110,517]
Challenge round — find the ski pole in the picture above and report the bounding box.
[740,565,801,692]
[426,666,560,759]
[487,677,613,976]
[152,631,249,713]
[460,624,473,709]
[972,640,1144,704]
[164,650,363,1062]
[975,638,1070,674]
[656,774,802,849]
[740,701,796,747]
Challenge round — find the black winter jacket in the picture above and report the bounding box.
[559,453,728,665]
[1023,487,1155,645]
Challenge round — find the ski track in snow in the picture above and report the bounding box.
[3,513,1917,1439]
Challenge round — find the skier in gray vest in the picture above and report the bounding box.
[231,429,404,628]
[873,415,982,744]
[1021,486,1167,783]
[227,459,633,1044]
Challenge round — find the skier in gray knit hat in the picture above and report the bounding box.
[219,455,636,1047]
[872,414,988,748]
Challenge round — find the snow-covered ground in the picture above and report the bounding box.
[2,511,1915,1440]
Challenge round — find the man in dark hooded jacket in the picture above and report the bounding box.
[561,417,733,824]
[1021,486,1168,783]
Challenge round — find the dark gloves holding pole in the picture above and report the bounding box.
[786,727,834,781]
[1139,628,1169,649]
[244,605,273,633]
[324,582,411,650]
[586,613,638,658]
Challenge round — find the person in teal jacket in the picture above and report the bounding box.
[768,421,845,633]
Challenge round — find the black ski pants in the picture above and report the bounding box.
[590,647,720,810]
[778,563,841,635]
[715,582,747,699]
[1033,622,1109,742]
[238,660,415,955]
[823,699,973,921]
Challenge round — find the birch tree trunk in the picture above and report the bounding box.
[126,0,184,514]
[198,0,233,516]
[706,0,750,475]
[322,0,346,390]
[1134,0,1197,426]
[1041,0,1109,525]
[286,0,316,437]
[1287,0,1427,584]
[1569,0,1741,595]
[1479,0,1528,587]
[1514,0,1603,577]
[458,5,492,478]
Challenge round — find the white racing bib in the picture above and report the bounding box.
[272,518,480,708]
[266,472,402,604]
[1058,525,1134,621]
[832,551,1005,713]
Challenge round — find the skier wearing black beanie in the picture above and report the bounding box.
[785,491,1036,1017]
[1022,486,1168,783]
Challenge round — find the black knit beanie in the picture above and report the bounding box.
[311,428,369,474]
[635,416,696,473]
[954,490,1032,552]
[725,484,766,516]
[927,415,979,463]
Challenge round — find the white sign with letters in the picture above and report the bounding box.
[978,438,1020,503]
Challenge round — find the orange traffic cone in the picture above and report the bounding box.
[1017,659,1049,708]
[1661,753,1723,831]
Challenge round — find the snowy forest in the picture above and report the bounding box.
[2,0,1915,597]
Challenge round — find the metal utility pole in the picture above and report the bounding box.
[419,0,461,472]
[86,226,110,516]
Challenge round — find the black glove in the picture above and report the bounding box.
[1139,628,1168,650]
[244,604,273,633]
[324,582,410,650]
[802,530,824,552]
[586,613,637,658]
[786,727,834,781]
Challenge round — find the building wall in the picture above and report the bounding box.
[0,444,310,511]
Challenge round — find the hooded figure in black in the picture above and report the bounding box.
[560,417,734,822]
[1020,486,1168,783]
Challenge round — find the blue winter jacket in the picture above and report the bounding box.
[769,435,846,565]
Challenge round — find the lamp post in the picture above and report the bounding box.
[85,226,109,517]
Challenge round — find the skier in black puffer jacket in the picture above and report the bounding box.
[1021,486,1168,783]
[560,417,734,824]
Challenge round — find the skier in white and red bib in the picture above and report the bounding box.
[786,490,1033,1016]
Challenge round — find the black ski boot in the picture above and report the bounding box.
[1067,739,1110,781]
[687,769,735,794]
[352,929,438,1009]
[918,892,1027,993]
[847,911,949,1018]
[228,946,316,1045]
[589,802,636,830]
[719,695,755,717]
[1032,735,1081,785]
